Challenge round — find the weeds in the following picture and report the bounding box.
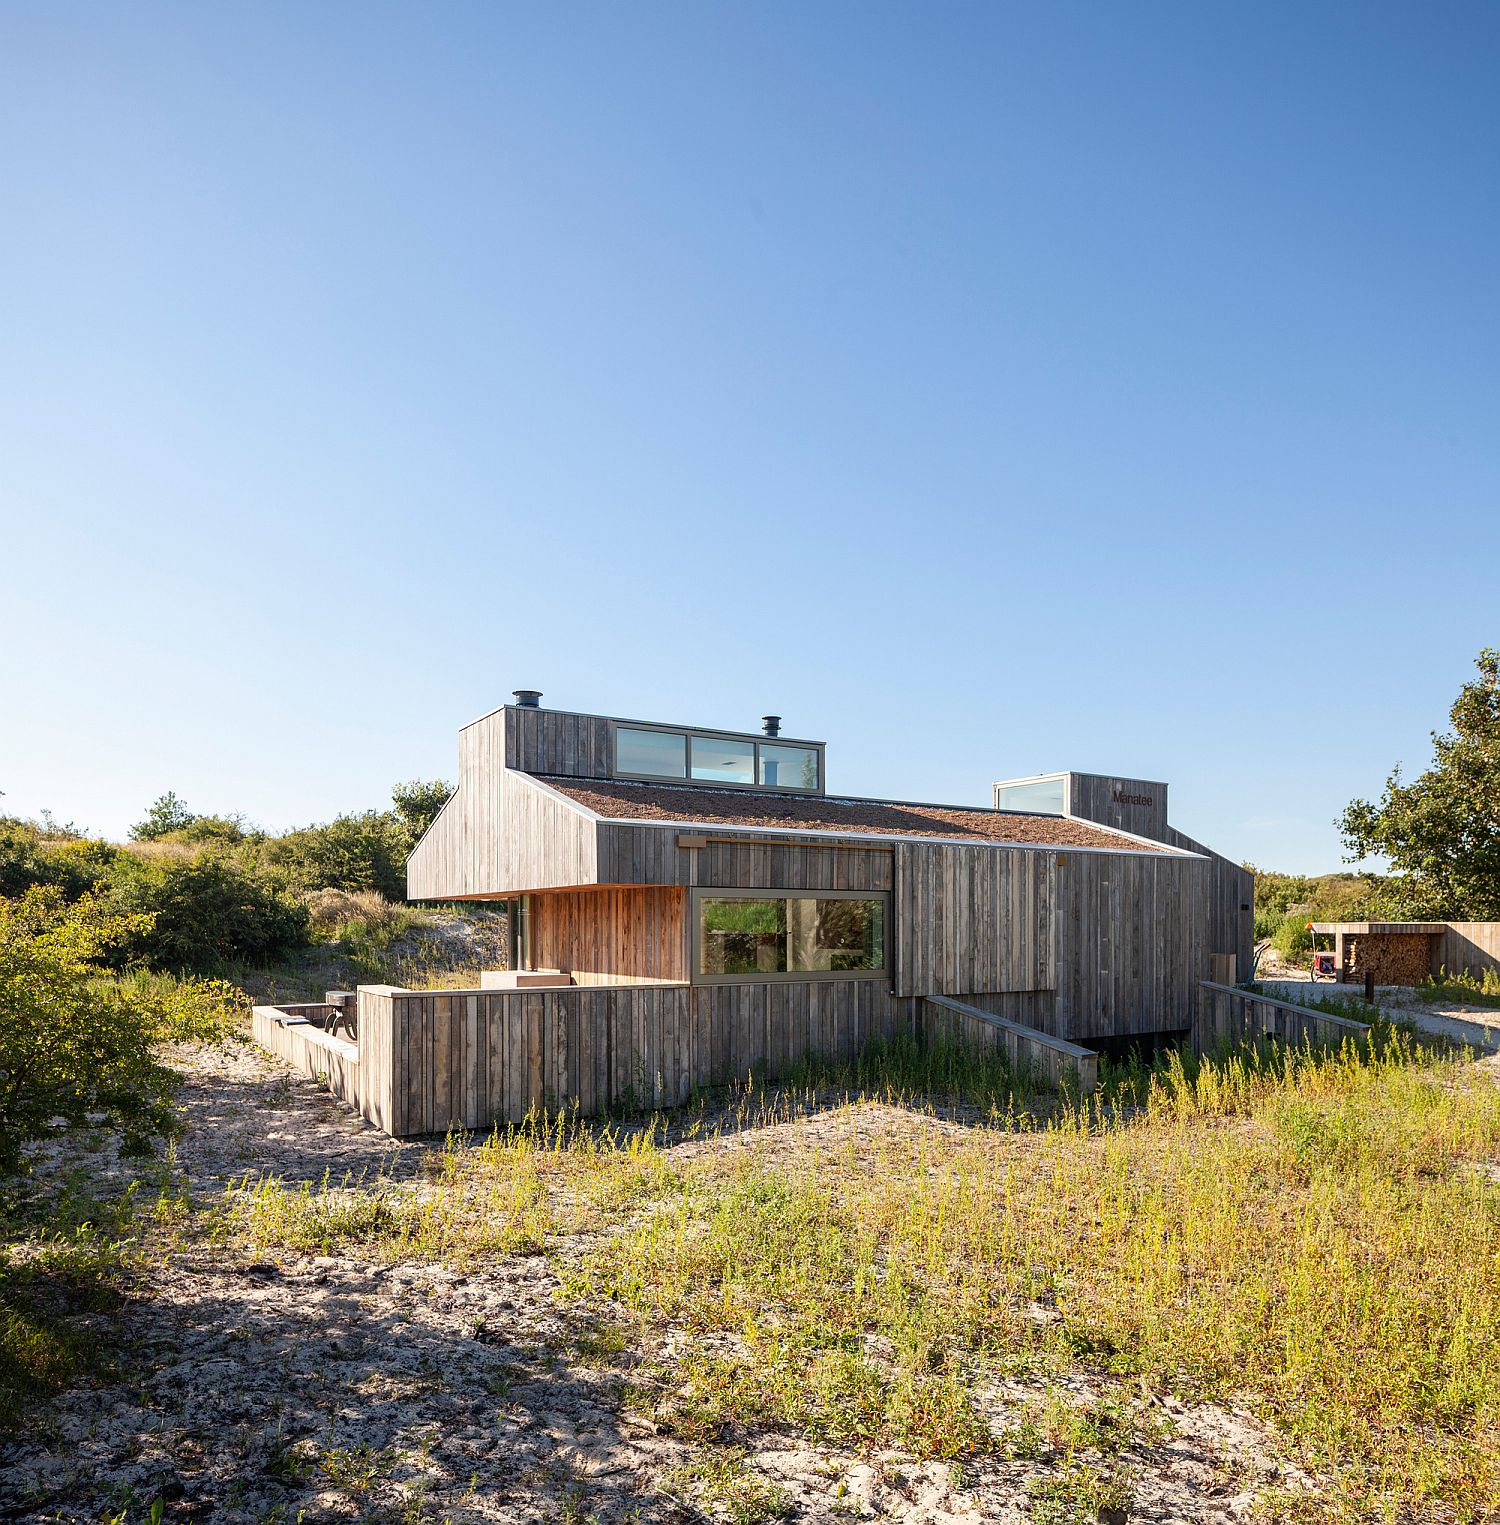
[560,1035,1500,1519]
[40,1026,1500,1522]
[663,1448,793,1524]
[783,1030,1030,1106]
[0,1227,134,1430]
[1420,967,1500,1009]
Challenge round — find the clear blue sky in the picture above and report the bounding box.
[1,2,1495,873]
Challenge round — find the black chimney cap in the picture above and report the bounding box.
[762,715,781,737]
[513,689,543,709]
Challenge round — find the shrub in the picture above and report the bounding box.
[0,820,116,899]
[1271,912,1314,963]
[129,790,197,841]
[105,854,310,973]
[0,888,240,1177]
[265,812,407,900]
[303,888,415,944]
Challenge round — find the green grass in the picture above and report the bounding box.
[10,1019,1492,1522]
[210,1028,1500,1520]
[781,1030,1034,1107]
[0,1229,133,1429]
[1419,968,1500,1009]
[562,1037,1500,1517]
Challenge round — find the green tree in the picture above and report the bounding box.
[390,778,453,850]
[1340,647,1500,918]
[0,889,237,1176]
[130,791,197,841]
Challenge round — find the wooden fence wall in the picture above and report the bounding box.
[920,995,1098,1093]
[1194,980,1370,1055]
[354,978,909,1136]
[1438,923,1500,981]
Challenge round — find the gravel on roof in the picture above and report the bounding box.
[535,776,1167,851]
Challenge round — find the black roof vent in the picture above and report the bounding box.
[513,689,543,709]
[762,715,781,737]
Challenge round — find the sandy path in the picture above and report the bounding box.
[0,1039,1300,1524]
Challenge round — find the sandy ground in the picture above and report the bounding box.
[0,1040,1310,1524]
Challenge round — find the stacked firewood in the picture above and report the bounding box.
[1345,934,1434,986]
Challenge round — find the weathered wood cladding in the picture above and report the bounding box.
[1437,923,1500,981]
[252,1006,360,1111]
[527,887,688,986]
[1062,772,1170,842]
[407,712,597,899]
[893,842,1056,999]
[596,822,893,893]
[405,705,1228,1053]
[1162,827,1254,979]
[921,996,1098,1093]
[1057,770,1252,980]
[358,979,909,1135]
[1054,849,1209,1042]
[503,705,614,778]
[893,841,1210,1039]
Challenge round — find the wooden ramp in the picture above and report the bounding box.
[921,995,1099,1094]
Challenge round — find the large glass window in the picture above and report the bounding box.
[612,724,823,792]
[699,898,789,976]
[697,893,887,981]
[996,778,1066,815]
[691,735,755,785]
[758,743,820,790]
[615,727,687,780]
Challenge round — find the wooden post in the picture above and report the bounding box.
[1364,970,1375,1003]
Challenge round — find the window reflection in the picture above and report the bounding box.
[759,743,819,790]
[699,898,788,975]
[698,895,886,979]
[996,778,1066,815]
[615,728,687,779]
[613,726,822,792]
[690,736,754,785]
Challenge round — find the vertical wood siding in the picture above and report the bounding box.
[892,842,1057,998]
[1161,827,1254,980]
[408,710,599,898]
[357,980,913,1136]
[1053,851,1209,1041]
[527,887,689,984]
[1046,772,1252,980]
[1438,923,1500,980]
[1060,772,1170,841]
[503,706,614,777]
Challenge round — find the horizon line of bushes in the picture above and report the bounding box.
[0,779,453,976]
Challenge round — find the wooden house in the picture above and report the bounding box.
[253,693,1249,1135]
